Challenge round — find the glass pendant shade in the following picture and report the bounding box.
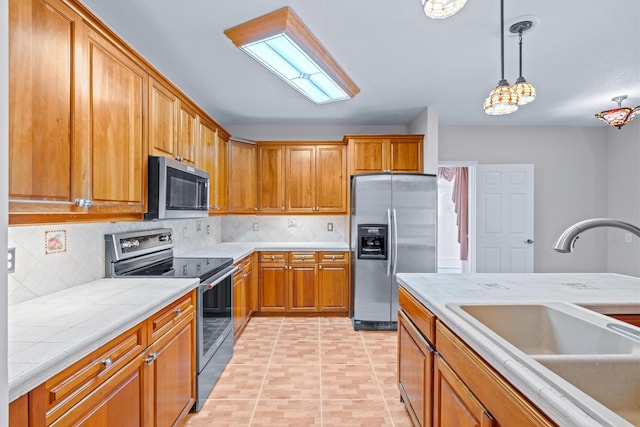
[484,80,519,115]
[421,0,467,19]
[595,96,640,129]
[513,77,536,105]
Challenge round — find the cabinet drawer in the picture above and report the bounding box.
[289,252,317,263]
[398,286,436,345]
[318,251,349,263]
[148,291,196,343]
[45,322,146,422]
[260,252,287,263]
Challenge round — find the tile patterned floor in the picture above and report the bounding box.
[182,317,413,427]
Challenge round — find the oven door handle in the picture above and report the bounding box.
[200,265,238,290]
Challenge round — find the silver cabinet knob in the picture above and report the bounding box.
[174,308,182,316]
[101,358,113,369]
[145,352,158,364]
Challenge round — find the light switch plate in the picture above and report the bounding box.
[253,223,259,231]
[8,248,15,273]
[327,222,334,232]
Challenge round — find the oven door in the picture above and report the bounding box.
[197,265,236,372]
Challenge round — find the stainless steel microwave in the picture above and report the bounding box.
[145,156,209,220]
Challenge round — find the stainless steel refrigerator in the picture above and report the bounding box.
[350,173,437,330]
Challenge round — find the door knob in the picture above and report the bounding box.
[524,239,534,244]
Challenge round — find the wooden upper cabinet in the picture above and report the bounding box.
[228,140,258,213]
[178,101,199,165]
[315,144,347,212]
[86,29,146,213]
[199,120,228,214]
[258,145,286,212]
[149,77,178,158]
[9,0,83,213]
[346,135,424,175]
[286,145,316,212]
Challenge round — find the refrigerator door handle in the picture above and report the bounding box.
[392,208,399,276]
[386,208,392,276]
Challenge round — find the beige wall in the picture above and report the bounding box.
[439,126,611,273]
[606,119,640,276]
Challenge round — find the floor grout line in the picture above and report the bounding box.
[246,317,283,426]
[362,332,398,427]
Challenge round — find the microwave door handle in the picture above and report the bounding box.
[387,208,392,276]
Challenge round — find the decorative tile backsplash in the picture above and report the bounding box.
[8,215,348,306]
[221,215,347,243]
[7,218,222,305]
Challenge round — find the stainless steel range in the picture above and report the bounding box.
[105,228,236,411]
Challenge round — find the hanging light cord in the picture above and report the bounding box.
[500,0,505,82]
[518,31,523,78]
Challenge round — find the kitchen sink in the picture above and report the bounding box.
[453,303,640,355]
[533,355,640,426]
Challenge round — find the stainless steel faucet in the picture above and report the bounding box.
[553,218,640,253]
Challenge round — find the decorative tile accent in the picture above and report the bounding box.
[44,230,66,254]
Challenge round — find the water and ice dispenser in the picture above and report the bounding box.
[357,224,388,259]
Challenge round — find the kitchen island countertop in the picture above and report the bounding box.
[8,277,199,401]
[397,272,640,427]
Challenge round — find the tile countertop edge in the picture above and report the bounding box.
[178,241,350,263]
[396,273,640,427]
[8,277,200,402]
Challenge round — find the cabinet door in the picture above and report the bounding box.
[258,145,286,212]
[228,141,258,213]
[86,29,146,213]
[398,310,434,427]
[215,134,229,213]
[149,77,178,159]
[317,263,349,313]
[148,313,196,427]
[348,137,386,174]
[286,145,316,212]
[316,145,347,213]
[233,268,244,335]
[259,264,287,312]
[178,101,198,165]
[288,264,318,312]
[9,0,84,213]
[49,352,148,427]
[390,136,423,173]
[434,356,494,427]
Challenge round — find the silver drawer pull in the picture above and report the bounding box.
[174,308,182,316]
[101,358,112,369]
[145,352,158,364]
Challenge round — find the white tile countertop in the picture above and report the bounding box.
[396,272,640,427]
[178,241,349,263]
[8,277,199,402]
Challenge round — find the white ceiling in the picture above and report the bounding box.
[80,0,640,128]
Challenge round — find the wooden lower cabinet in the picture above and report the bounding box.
[398,286,555,427]
[288,263,318,312]
[234,255,254,337]
[12,291,197,427]
[147,312,196,426]
[398,310,434,427]
[50,352,147,426]
[258,251,349,315]
[434,355,494,427]
[608,313,640,327]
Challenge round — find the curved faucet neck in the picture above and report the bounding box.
[553,218,640,253]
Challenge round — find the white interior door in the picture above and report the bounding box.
[476,164,534,272]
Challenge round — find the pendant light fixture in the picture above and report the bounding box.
[510,21,536,105]
[595,95,640,129]
[483,0,519,115]
[421,0,467,19]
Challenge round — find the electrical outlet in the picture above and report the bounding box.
[288,219,297,228]
[8,248,15,273]
[253,223,259,231]
[625,233,633,243]
[327,222,333,232]
[196,220,202,232]
[206,225,211,235]
[182,226,188,238]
